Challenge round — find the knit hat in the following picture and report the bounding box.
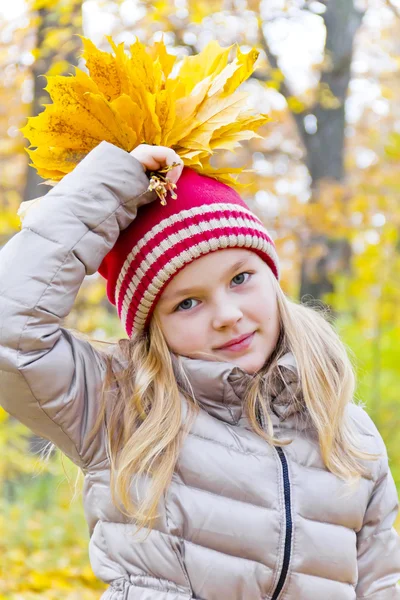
[98,166,279,337]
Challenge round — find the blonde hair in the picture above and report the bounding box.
[87,268,381,538]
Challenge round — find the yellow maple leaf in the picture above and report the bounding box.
[148,39,176,79]
[20,34,270,201]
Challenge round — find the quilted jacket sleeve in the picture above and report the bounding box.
[356,426,400,598]
[0,141,155,471]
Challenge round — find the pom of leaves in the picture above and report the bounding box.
[20,34,269,211]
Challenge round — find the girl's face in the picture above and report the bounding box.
[153,248,280,374]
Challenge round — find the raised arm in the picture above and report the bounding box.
[0,141,155,471]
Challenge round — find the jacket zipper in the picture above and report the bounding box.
[256,405,293,599]
[270,446,293,600]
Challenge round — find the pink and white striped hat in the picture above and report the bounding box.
[98,167,280,337]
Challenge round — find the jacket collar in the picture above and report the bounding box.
[171,351,307,427]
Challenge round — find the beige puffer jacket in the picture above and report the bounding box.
[0,141,399,599]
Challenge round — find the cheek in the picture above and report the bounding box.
[164,315,207,351]
[253,290,279,326]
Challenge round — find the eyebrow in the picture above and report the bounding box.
[162,258,249,303]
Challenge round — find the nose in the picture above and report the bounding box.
[212,300,243,330]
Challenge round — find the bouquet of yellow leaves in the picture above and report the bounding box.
[19,34,269,214]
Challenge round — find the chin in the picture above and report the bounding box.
[232,353,265,374]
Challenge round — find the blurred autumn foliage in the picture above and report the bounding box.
[1,0,400,597]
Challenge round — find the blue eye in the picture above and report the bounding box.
[231,272,251,286]
[175,298,199,312]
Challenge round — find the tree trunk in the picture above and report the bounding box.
[23,4,83,202]
[298,0,364,306]
[259,0,364,307]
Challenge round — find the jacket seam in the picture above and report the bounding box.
[163,490,193,593]
[171,477,280,512]
[116,578,190,595]
[182,537,273,572]
[297,512,354,531]
[188,431,271,456]
[357,526,393,546]
[290,568,355,585]
[0,291,34,311]
[282,452,375,480]
[357,593,391,599]
[23,225,71,248]
[169,543,192,596]
[356,455,388,547]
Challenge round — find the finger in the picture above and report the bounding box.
[166,154,184,184]
[167,165,181,184]
[135,146,175,171]
[150,146,177,164]
[151,147,181,166]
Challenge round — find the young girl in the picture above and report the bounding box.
[0,140,399,599]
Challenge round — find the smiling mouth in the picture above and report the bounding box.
[215,331,256,351]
